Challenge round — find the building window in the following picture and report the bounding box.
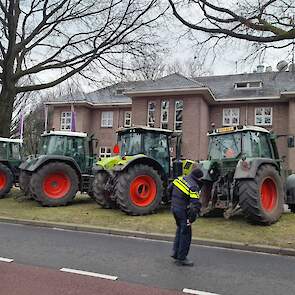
[116,88,124,95]
[101,111,113,127]
[99,147,112,158]
[161,100,169,129]
[255,107,272,126]
[223,108,240,126]
[234,81,262,89]
[174,100,183,131]
[60,112,72,130]
[147,101,156,127]
[124,111,132,127]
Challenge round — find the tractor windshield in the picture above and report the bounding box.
[0,142,7,159]
[119,132,142,156]
[10,143,21,160]
[39,135,66,155]
[208,133,242,160]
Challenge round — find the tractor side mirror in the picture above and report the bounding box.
[288,136,295,148]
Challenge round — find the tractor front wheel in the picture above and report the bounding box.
[93,172,116,209]
[238,164,283,225]
[115,164,163,215]
[30,162,78,206]
[0,163,13,198]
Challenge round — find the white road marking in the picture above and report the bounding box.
[183,288,221,295]
[0,257,13,263]
[60,268,118,280]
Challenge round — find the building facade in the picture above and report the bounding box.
[47,72,295,171]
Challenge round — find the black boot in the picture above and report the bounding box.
[175,258,194,266]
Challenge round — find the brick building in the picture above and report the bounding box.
[47,71,295,171]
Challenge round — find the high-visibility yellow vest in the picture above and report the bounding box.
[172,177,200,199]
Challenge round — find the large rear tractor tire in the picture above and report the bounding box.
[30,162,79,206]
[289,204,295,213]
[0,163,13,198]
[19,171,31,195]
[115,164,163,215]
[93,172,116,209]
[238,164,284,225]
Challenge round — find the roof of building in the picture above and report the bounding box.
[47,81,145,106]
[129,73,204,91]
[195,71,295,100]
[46,70,295,106]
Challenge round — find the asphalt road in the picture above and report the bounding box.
[0,222,295,295]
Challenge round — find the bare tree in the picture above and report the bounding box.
[168,1,295,58]
[0,0,166,137]
[121,49,167,80]
[166,57,213,77]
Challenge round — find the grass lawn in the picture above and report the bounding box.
[1,188,295,249]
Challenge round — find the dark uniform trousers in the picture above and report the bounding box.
[172,207,192,260]
[170,176,201,261]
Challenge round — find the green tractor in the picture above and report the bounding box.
[19,130,95,206]
[92,126,195,215]
[200,125,295,224]
[0,137,23,197]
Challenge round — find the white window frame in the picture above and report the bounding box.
[60,112,72,130]
[234,81,263,89]
[255,107,273,126]
[147,101,156,127]
[223,108,240,126]
[124,111,132,127]
[99,146,112,158]
[101,111,113,128]
[174,100,183,132]
[161,100,169,129]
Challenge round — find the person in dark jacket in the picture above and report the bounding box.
[169,168,203,266]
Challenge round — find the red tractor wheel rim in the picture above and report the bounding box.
[0,171,7,190]
[130,175,157,207]
[260,178,277,212]
[43,173,71,199]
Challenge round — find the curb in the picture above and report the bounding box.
[1,216,295,257]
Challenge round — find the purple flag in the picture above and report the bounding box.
[71,104,76,132]
[19,112,24,141]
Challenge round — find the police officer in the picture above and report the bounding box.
[170,168,203,266]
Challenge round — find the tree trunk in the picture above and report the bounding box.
[0,88,15,137]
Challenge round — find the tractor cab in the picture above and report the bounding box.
[40,131,94,172]
[0,138,23,197]
[116,126,173,175]
[208,126,277,161]
[0,138,22,162]
[205,126,278,181]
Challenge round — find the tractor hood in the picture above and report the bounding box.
[93,154,146,172]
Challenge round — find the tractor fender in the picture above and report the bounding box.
[113,155,167,181]
[286,174,295,204]
[21,155,82,177]
[234,158,280,180]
